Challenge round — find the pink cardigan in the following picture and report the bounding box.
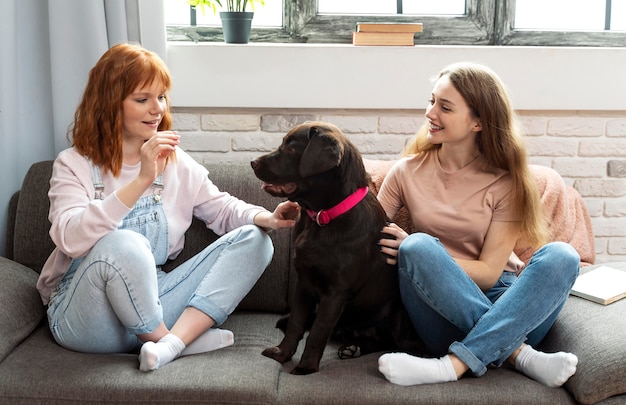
[37,147,267,304]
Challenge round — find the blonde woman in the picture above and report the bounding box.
[377,62,579,387]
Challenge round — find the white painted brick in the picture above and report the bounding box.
[201,114,259,131]
[349,134,407,154]
[528,157,553,167]
[172,113,199,131]
[608,238,626,254]
[518,116,547,136]
[186,151,210,163]
[583,198,604,217]
[606,119,626,137]
[594,238,607,254]
[177,109,626,263]
[361,153,400,161]
[198,152,266,166]
[547,118,604,137]
[526,137,578,157]
[578,139,626,157]
[319,115,377,133]
[552,159,606,178]
[231,133,284,152]
[574,179,626,198]
[605,197,626,217]
[180,132,230,152]
[260,114,318,132]
[608,160,626,177]
[590,217,626,236]
[378,116,423,134]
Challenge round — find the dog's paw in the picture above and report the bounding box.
[262,346,292,363]
[338,344,361,359]
[291,365,319,375]
[275,315,289,332]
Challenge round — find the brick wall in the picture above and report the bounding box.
[172,108,626,265]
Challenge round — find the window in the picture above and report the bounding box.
[165,0,626,46]
[164,0,282,28]
[317,0,466,15]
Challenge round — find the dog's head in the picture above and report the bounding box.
[251,121,368,209]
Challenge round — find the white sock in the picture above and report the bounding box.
[181,328,234,356]
[139,333,185,372]
[378,353,458,386]
[514,345,578,387]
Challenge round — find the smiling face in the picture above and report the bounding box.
[425,74,482,147]
[122,81,168,143]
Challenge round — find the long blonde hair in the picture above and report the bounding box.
[69,43,172,176]
[404,62,548,248]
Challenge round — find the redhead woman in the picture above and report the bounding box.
[37,43,299,371]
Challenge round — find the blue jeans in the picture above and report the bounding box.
[47,225,272,353]
[397,233,580,376]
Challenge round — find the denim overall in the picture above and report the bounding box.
[47,161,274,354]
[91,162,168,265]
[48,162,169,352]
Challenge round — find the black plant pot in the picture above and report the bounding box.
[219,11,254,44]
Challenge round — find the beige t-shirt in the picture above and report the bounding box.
[378,151,524,272]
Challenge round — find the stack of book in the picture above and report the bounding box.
[352,22,423,46]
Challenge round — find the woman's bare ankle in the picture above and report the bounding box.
[448,354,470,378]
[507,344,526,367]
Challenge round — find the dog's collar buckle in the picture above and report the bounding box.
[313,210,326,227]
[306,187,369,226]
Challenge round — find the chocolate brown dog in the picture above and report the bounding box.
[251,121,423,375]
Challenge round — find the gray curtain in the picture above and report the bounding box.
[0,0,166,256]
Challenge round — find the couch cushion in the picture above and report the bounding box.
[540,262,626,404]
[0,313,284,404]
[4,191,19,260]
[276,336,575,404]
[12,161,56,273]
[0,314,575,405]
[0,257,45,362]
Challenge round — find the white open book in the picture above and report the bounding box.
[570,265,626,305]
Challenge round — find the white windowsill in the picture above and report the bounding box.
[166,42,626,111]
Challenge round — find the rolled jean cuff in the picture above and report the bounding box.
[449,341,487,377]
[127,316,164,336]
[189,296,229,326]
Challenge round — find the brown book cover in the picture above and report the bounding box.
[352,32,415,46]
[356,22,423,33]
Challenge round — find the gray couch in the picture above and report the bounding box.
[2,160,625,404]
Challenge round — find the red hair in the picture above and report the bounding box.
[69,43,172,176]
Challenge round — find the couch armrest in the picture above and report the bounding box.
[540,263,626,405]
[0,257,45,363]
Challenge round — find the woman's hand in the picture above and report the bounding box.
[379,222,408,265]
[254,201,300,231]
[138,131,180,185]
[116,131,179,208]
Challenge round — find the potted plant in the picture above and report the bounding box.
[189,0,265,44]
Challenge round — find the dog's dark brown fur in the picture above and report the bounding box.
[251,121,423,375]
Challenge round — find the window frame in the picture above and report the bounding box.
[166,0,626,46]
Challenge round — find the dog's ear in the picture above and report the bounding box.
[299,126,343,178]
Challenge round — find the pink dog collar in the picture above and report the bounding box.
[306,187,369,226]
